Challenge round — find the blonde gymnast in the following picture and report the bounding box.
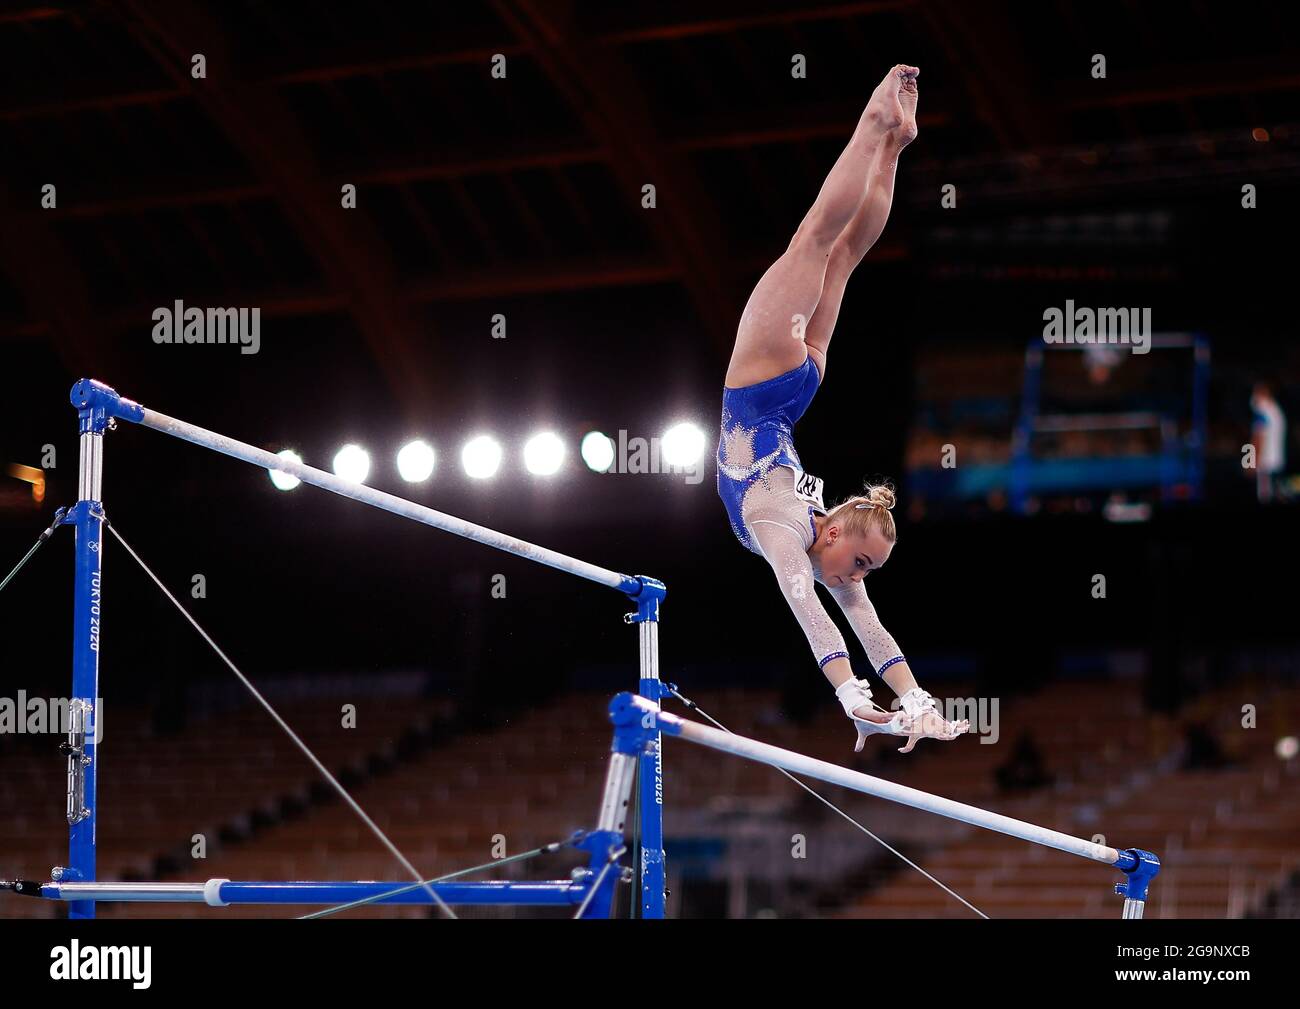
[716,65,968,753]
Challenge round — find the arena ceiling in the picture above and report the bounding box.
[3,0,1298,419]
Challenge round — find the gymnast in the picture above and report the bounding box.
[717,65,969,753]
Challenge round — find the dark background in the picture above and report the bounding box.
[2,0,1298,721]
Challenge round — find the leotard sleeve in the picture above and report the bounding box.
[742,468,851,670]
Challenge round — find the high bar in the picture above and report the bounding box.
[70,379,645,596]
[614,694,1134,869]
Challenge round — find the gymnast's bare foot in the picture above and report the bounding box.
[865,64,919,132]
[895,68,919,148]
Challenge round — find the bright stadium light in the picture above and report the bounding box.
[524,431,565,476]
[332,444,371,484]
[396,439,436,483]
[268,449,303,491]
[581,431,616,473]
[462,435,502,480]
[661,422,706,468]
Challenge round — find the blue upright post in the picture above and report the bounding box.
[64,498,102,920]
[63,382,136,918]
[625,577,667,918]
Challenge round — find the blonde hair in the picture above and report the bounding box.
[825,481,898,544]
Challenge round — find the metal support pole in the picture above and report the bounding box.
[65,408,111,919]
[43,880,593,906]
[625,578,667,918]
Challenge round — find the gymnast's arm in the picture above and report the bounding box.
[825,579,916,696]
[748,521,906,752]
[827,579,970,748]
[749,520,853,685]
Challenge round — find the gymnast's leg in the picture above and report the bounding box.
[803,70,918,381]
[725,65,918,389]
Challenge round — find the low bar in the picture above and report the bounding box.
[620,693,1119,863]
[674,710,1119,862]
[609,693,1161,912]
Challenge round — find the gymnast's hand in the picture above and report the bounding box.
[834,676,907,752]
[850,704,904,753]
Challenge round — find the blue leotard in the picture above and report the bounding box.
[716,355,823,552]
[715,354,910,679]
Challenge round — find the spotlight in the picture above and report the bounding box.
[661,422,706,468]
[332,444,370,484]
[269,450,303,491]
[524,431,565,476]
[396,440,436,483]
[581,431,616,473]
[462,435,502,480]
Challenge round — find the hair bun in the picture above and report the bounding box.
[867,484,896,511]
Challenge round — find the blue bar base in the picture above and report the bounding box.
[70,378,144,433]
[1114,847,1162,903]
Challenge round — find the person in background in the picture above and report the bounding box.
[1250,382,1287,503]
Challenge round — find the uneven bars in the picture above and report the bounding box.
[71,380,643,596]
